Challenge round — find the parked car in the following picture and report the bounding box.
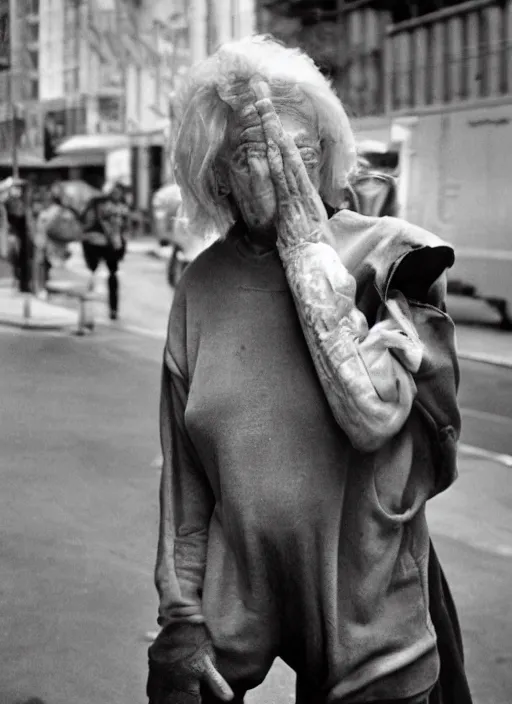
[152,183,182,246]
[151,183,213,287]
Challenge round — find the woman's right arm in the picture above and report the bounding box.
[154,347,214,627]
[148,291,233,703]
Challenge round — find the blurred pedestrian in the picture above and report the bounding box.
[147,37,472,704]
[34,186,66,290]
[5,180,34,293]
[80,181,130,320]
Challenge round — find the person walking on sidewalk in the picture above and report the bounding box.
[80,181,130,320]
[5,180,35,294]
[148,37,473,704]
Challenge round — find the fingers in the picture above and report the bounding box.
[265,139,295,203]
[251,100,298,201]
[217,79,257,112]
[247,152,274,201]
[250,79,271,102]
[237,102,261,132]
[255,98,313,200]
[254,97,288,153]
[203,655,234,701]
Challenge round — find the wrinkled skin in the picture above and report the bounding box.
[220,81,422,452]
[159,81,422,701]
[218,82,323,246]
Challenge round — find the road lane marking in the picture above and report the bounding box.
[460,407,512,426]
[459,443,512,468]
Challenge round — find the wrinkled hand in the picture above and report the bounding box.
[147,623,233,704]
[252,82,329,250]
[218,80,277,231]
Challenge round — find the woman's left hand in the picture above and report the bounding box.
[253,86,329,250]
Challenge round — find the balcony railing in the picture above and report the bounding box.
[388,0,512,112]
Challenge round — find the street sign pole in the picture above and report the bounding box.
[11,99,18,179]
[8,0,33,323]
[9,0,18,180]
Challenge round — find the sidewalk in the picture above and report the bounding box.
[0,286,79,330]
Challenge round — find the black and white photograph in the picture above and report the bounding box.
[0,2,511,704]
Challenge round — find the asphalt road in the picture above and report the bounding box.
[459,359,512,457]
[0,246,511,704]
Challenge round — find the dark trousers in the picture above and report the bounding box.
[82,241,125,313]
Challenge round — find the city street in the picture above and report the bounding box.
[1,245,511,704]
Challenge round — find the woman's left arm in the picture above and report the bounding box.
[280,237,421,452]
[254,92,457,455]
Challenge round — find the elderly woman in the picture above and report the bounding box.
[147,37,472,704]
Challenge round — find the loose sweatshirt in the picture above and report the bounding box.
[155,210,461,703]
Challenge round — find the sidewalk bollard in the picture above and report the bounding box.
[75,292,95,336]
[22,292,31,327]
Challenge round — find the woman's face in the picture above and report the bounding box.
[220,97,322,236]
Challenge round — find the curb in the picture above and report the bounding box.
[459,443,512,468]
[0,293,81,333]
[457,351,512,370]
[0,317,75,332]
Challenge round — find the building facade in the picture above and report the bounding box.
[257,0,512,146]
[0,0,256,204]
[0,0,43,171]
[385,0,512,312]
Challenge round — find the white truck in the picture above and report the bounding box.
[395,103,512,328]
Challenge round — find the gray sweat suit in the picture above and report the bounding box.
[154,211,461,703]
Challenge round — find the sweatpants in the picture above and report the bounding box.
[82,240,125,314]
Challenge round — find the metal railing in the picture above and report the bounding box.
[390,44,512,112]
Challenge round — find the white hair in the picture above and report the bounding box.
[173,35,357,239]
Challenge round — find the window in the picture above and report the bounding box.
[28,50,39,71]
[0,12,8,43]
[476,9,489,97]
[459,13,469,100]
[0,72,10,102]
[63,68,79,94]
[28,78,39,100]
[0,13,9,69]
[424,24,434,105]
[64,7,78,29]
[498,2,508,94]
[26,22,39,43]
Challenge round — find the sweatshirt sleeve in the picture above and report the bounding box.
[279,235,420,453]
[154,296,215,627]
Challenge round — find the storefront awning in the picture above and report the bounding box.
[57,134,130,155]
[46,152,106,167]
[0,154,47,168]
